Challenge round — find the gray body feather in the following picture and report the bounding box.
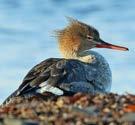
[3,51,111,105]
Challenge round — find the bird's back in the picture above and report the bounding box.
[84,50,112,92]
[2,53,112,105]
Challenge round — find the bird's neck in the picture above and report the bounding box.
[57,31,95,63]
[60,49,96,63]
[77,51,96,63]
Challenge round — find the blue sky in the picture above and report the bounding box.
[0,0,135,103]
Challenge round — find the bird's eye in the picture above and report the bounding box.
[87,35,93,40]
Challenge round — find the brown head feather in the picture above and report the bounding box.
[55,17,128,60]
[55,18,100,59]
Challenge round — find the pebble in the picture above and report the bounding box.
[0,93,135,125]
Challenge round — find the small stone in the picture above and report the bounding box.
[109,122,116,125]
[76,121,82,125]
[56,99,64,108]
[111,103,117,109]
[103,108,110,113]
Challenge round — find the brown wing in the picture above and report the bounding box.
[17,58,62,95]
[2,58,68,105]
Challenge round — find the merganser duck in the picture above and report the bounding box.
[3,18,128,105]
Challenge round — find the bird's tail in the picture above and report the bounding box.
[2,88,39,106]
[2,90,19,106]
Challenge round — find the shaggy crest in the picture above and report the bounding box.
[55,17,100,40]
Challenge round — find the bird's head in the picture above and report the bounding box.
[56,18,128,59]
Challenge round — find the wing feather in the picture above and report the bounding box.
[17,58,62,95]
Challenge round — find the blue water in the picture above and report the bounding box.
[0,0,135,103]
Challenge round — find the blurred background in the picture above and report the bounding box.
[0,0,135,103]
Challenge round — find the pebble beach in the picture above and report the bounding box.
[0,93,135,125]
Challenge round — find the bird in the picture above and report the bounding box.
[2,18,128,105]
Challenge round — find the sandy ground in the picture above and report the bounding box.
[0,93,135,125]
